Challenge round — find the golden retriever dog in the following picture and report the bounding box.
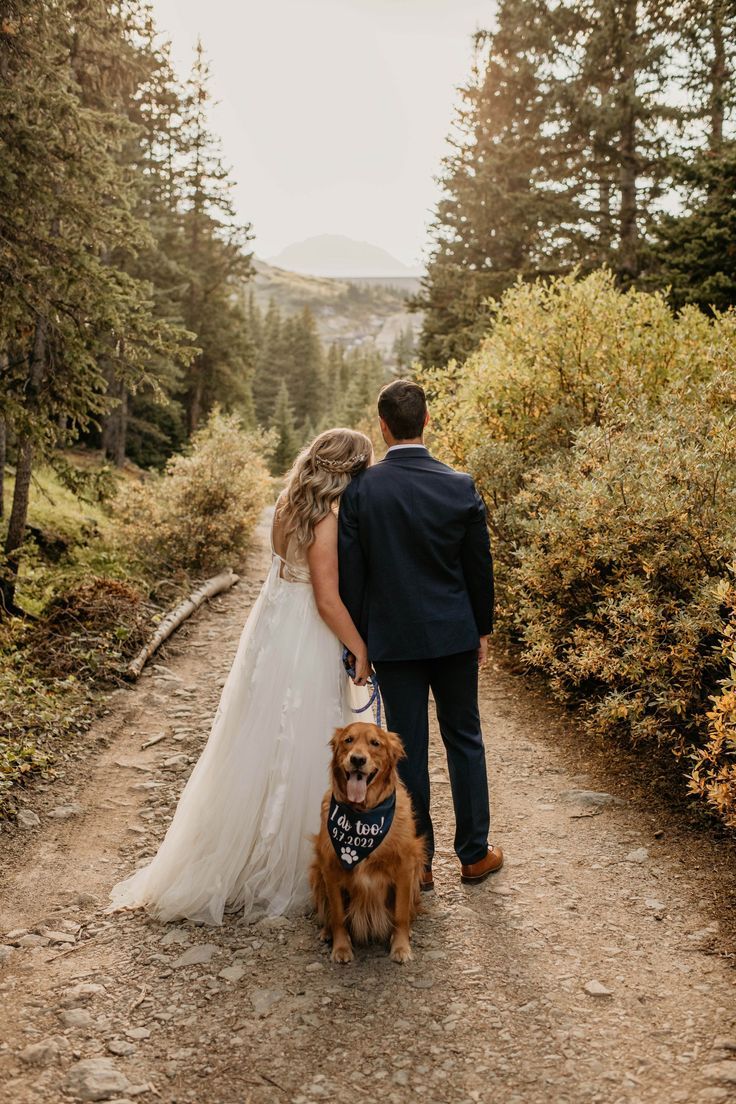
[310,721,425,964]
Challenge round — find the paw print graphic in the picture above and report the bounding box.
[341,847,359,865]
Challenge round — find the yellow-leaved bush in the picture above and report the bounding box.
[512,395,736,757]
[118,410,274,576]
[690,590,736,828]
[421,270,736,826]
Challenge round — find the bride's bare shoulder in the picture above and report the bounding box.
[307,511,338,573]
[313,510,338,538]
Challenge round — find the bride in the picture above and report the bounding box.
[108,428,373,926]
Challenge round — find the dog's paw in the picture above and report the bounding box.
[318,927,331,943]
[331,941,354,964]
[390,941,413,964]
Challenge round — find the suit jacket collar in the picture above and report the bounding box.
[382,446,431,462]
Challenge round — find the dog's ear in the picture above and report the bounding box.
[384,729,406,766]
[330,726,346,749]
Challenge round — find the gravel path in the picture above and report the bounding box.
[1,519,735,1104]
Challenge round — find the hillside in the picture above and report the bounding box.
[248,258,423,357]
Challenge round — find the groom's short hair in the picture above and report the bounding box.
[378,379,427,440]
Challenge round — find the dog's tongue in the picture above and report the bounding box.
[347,771,367,804]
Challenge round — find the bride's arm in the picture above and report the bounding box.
[307,512,370,685]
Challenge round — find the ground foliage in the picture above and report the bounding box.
[422,271,736,826]
[0,415,272,816]
[0,571,153,812]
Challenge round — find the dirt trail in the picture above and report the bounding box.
[1,518,735,1104]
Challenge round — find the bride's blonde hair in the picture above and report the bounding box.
[276,427,373,549]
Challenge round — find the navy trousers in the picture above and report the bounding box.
[373,650,490,867]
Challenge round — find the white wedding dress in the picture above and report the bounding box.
[108,516,363,926]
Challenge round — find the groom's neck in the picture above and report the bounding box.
[385,434,424,448]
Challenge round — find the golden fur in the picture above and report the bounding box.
[310,721,426,964]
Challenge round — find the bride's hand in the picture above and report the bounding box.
[354,649,371,686]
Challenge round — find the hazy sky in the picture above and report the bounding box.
[150,0,495,267]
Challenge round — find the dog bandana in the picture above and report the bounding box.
[327,791,396,871]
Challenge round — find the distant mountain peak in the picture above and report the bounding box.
[268,234,421,279]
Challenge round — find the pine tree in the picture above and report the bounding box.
[679,0,736,153]
[647,143,736,312]
[270,380,299,474]
[245,289,263,349]
[105,18,193,466]
[69,0,154,468]
[417,0,687,366]
[392,325,416,372]
[284,307,326,428]
[0,0,190,612]
[646,3,736,312]
[416,0,569,367]
[558,0,679,281]
[177,39,254,433]
[252,300,285,425]
[331,347,387,428]
[324,343,348,424]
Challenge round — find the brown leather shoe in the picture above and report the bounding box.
[460,846,504,884]
[420,868,435,892]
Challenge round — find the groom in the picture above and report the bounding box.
[338,379,503,889]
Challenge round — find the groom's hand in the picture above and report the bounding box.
[478,635,490,668]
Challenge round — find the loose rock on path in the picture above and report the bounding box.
[1,518,735,1104]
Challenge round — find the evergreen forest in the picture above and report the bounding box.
[417,0,736,366]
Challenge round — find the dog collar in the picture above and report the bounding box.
[328,791,396,870]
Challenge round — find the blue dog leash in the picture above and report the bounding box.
[342,647,383,728]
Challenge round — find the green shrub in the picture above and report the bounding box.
[118,410,274,576]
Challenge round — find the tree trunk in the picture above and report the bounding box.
[0,413,6,521]
[592,68,614,266]
[709,3,726,151]
[115,386,128,466]
[0,349,7,520]
[101,373,128,467]
[1,434,32,614]
[617,0,639,281]
[599,176,613,260]
[1,317,47,615]
[127,569,239,679]
[188,368,204,435]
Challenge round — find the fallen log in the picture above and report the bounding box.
[126,568,239,680]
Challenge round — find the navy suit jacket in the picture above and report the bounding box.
[338,447,494,662]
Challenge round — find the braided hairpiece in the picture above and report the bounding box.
[314,452,368,474]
